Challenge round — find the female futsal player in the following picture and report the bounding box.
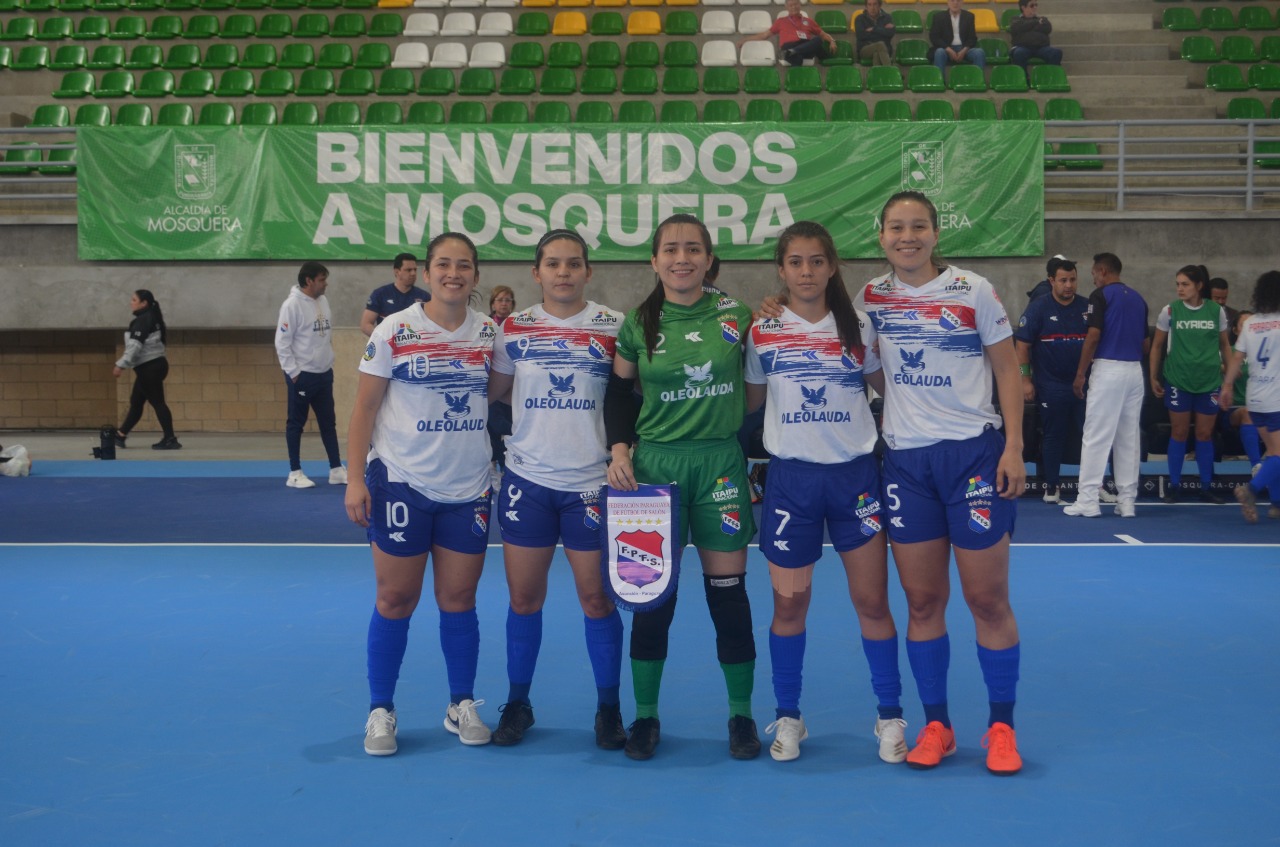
[1221,271,1280,523]
[1150,265,1232,503]
[345,232,498,756]
[604,213,760,761]
[862,191,1025,775]
[743,221,905,764]
[486,229,628,750]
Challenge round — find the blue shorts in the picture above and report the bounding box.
[1163,382,1220,416]
[881,427,1016,550]
[497,469,603,552]
[365,459,492,557]
[1252,410,1280,433]
[760,454,883,568]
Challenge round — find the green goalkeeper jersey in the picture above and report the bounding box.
[617,292,753,445]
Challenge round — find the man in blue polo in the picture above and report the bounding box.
[1015,257,1089,504]
[1064,253,1150,518]
[360,252,431,338]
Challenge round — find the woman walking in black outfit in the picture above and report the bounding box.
[113,289,180,450]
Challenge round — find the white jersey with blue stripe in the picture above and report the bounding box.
[860,267,1012,450]
[744,307,882,463]
[492,301,624,491]
[1236,311,1280,413]
[359,304,497,502]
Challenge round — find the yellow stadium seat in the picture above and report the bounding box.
[552,11,586,34]
[808,0,845,5]
[627,11,661,35]
[522,0,554,6]
[666,0,698,6]
[884,0,917,4]
[559,0,590,6]
[593,0,626,6]
[377,0,412,6]
[629,0,662,6]
[973,9,998,34]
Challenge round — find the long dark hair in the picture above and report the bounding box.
[1177,264,1211,301]
[134,288,166,344]
[878,190,945,276]
[534,228,590,268]
[774,221,862,356]
[426,231,481,306]
[1252,270,1280,314]
[638,214,713,359]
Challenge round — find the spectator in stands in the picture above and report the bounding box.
[929,0,985,80]
[275,261,346,490]
[113,289,180,451]
[1064,253,1149,518]
[1015,258,1089,504]
[1026,253,1069,302]
[738,0,837,67]
[1210,278,1240,344]
[360,252,430,338]
[1009,0,1063,80]
[854,0,896,67]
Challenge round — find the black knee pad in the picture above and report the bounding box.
[704,574,756,664]
[629,591,678,661]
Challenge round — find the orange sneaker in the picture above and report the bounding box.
[982,722,1022,775]
[905,721,956,769]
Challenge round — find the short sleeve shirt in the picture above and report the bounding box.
[1013,294,1089,385]
[1087,282,1149,362]
[364,283,431,324]
[770,13,821,44]
[1235,312,1280,413]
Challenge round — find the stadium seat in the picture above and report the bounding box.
[146,15,183,39]
[202,43,239,70]
[873,99,911,122]
[825,65,862,93]
[71,16,110,41]
[295,67,335,95]
[240,102,277,125]
[1207,65,1251,91]
[1044,97,1084,121]
[739,41,775,66]
[948,63,986,92]
[663,40,696,67]
[697,99,737,122]
[979,37,1009,65]
[94,69,134,96]
[369,13,403,36]
[281,102,319,125]
[737,10,770,35]
[1057,141,1103,170]
[620,66,657,94]
[157,102,193,125]
[222,14,256,38]
[660,100,697,122]
[585,40,620,68]
[457,67,494,95]
[258,14,292,37]
[123,44,164,71]
[701,40,736,68]
[548,41,582,67]
[405,101,443,124]
[35,17,74,41]
[552,11,586,35]
[515,12,550,36]
[1000,8,1018,32]
[990,64,1029,92]
[627,11,660,35]
[1181,36,1221,62]
[53,69,95,96]
[907,64,945,92]
[0,45,9,70]
[1001,97,1040,120]
[1262,36,1280,62]
[255,67,294,94]
[161,44,200,70]
[134,68,175,95]
[785,66,820,93]
[787,99,825,122]
[915,99,954,121]
[323,101,362,124]
[589,12,622,36]
[430,43,467,68]
[1222,36,1262,63]
[386,43,428,71]
[213,67,253,95]
[1250,63,1280,90]
[318,43,353,69]
[279,43,315,68]
[107,16,145,40]
[1163,8,1200,32]
[744,98,783,122]
[662,66,698,94]
[508,41,543,68]
[743,66,780,94]
[665,11,697,36]
[1226,96,1266,119]
[417,67,453,93]
[0,144,43,175]
[624,41,658,68]
[331,13,367,37]
[972,9,998,34]
[477,12,513,36]
[30,104,70,127]
[580,66,616,93]
[497,67,535,94]
[12,45,49,70]
[617,100,655,123]
[489,101,526,124]
[448,101,486,124]
[822,40,854,66]
[1,17,36,42]
[866,65,904,92]
[240,44,277,69]
[958,98,997,120]
[294,14,330,37]
[73,103,111,125]
[404,12,439,35]
[539,66,576,94]
[1201,7,1236,32]
[703,66,739,94]
[1239,7,1276,33]
[363,101,402,125]
[1254,140,1280,168]
[533,101,569,123]
[435,12,472,37]
[891,10,922,33]
[575,100,613,122]
[830,99,869,122]
[197,102,235,125]
[812,10,847,35]
[702,11,735,36]
[355,42,392,69]
[895,39,930,65]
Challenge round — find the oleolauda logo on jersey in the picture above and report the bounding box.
[893,349,954,387]
[780,384,852,425]
[524,372,597,411]
[416,391,484,432]
[147,145,245,235]
[661,361,736,402]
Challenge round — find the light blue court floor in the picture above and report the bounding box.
[3,542,1278,847]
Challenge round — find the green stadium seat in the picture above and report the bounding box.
[1042,141,1058,171]
[94,69,134,96]
[201,43,239,70]
[866,65,904,93]
[448,101,486,124]
[949,63,986,92]
[323,101,362,125]
[295,14,330,37]
[979,37,1009,65]
[533,101,570,123]
[295,67,335,95]
[108,16,145,40]
[114,103,152,125]
[335,67,374,95]
[625,41,658,68]
[24,0,55,9]
[586,40,620,68]
[74,103,111,125]
[1000,8,1018,32]
[332,13,367,38]
[370,66,409,95]
[1206,63,1249,90]
[344,0,378,8]
[240,102,277,125]
[822,40,855,66]
[134,68,175,95]
[307,0,340,8]
[575,100,614,122]
[222,14,257,38]
[131,0,164,11]
[35,17,74,42]
[620,66,657,95]
[665,11,697,36]
[124,44,163,70]
[38,144,74,176]
[663,40,697,68]
[1201,7,1236,32]
[164,0,197,8]
[53,69,95,96]
[907,64,945,92]
[255,68,294,95]
[0,144,43,175]
[703,66,739,94]
[59,0,92,10]
[157,102,193,125]
[281,102,318,125]
[958,98,998,120]
[226,0,258,8]
[417,68,454,95]
[1001,97,1040,120]
[406,101,444,125]
[698,99,737,122]
[1268,98,1280,118]
[0,45,9,70]
[1,17,39,42]
[813,10,847,35]
[369,13,403,37]
[29,104,70,128]
[1181,35,1221,62]
[589,12,622,37]
[509,42,544,68]
[318,43,354,68]
[1250,62,1280,89]
[363,101,402,125]
[1057,141,1103,170]
[617,100,656,123]
[1222,35,1261,62]
[825,65,862,93]
[71,16,110,41]
[895,38,930,66]
[1163,7,1201,32]
[661,67,698,94]
[1239,6,1276,33]
[1226,96,1267,118]
[164,44,201,70]
[258,14,293,38]
[12,45,49,70]
[279,43,314,69]
[990,64,1029,92]
[539,67,576,95]
[215,67,254,95]
[660,100,697,123]
[1258,35,1280,61]
[891,10,922,34]
[183,14,219,38]
[491,102,528,124]
[744,66,781,94]
[830,99,869,122]
[548,41,582,67]
[744,99,783,122]
[580,67,616,94]
[146,15,184,40]
[197,102,235,125]
[240,43,276,69]
[915,99,954,121]
[1254,140,1280,168]
[497,67,534,94]
[515,12,550,37]
[873,99,912,122]
[787,99,825,122]
[1044,97,1084,121]
[784,66,820,93]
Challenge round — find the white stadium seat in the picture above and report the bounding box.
[469,41,506,68]
[738,11,772,34]
[701,40,738,68]
[439,13,477,37]
[391,43,430,69]
[476,12,513,36]
[429,42,468,68]
[739,41,776,66]
[404,12,440,36]
[701,11,736,35]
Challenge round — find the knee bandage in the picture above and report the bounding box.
[704,574,756,665]
[629,591,678,661]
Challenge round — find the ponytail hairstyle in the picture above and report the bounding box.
[426,231,481,306]
[1252,270,1280,315]
[534,228,590,268]
[774,221,862,357]
[639,213,714,359]
[1177,264,1212,301]
[134,288,166,344]
[878,190,946,276]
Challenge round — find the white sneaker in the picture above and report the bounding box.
[765,716,808,762]
[1042,486,1060,504]
[1114,502,1136,518]
[1063,501,1101,517]
[445,699,491,746]
[364,707,397,756]
[329,465,348,485]
[286,470,315,489]
[874,716,908,764]
[1099,487,1119,504]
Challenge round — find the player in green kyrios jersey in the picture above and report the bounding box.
[605,213,761,762]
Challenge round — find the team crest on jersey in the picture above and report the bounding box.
[362,341,377,362]
[548,372,575,397]
[894,348,953,387]
[800,384,828,411]
[616,530,665,587]
[721,320,740,345]
[721,511,741,535]
[588,337,609,360]
[966,476,994,499]
[842,347,863,370]
[444,392,471,419]
[860,515,882,537]
[855,493,881,519]
[939,308,962,331]
[968,508,992,533]
[712,476,739,503]
[472,507,489,537]
[584,505,601,529]
[684,361,714,389]
[900,349,926,374]
[716,297,738,311]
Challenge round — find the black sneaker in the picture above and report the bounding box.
[595,703,627,751]
[152,436,182,451]
[624,717,660,761]
[1162,488,1179,504]
[113,433,127,449]
[728,715,761,760]
[1198,489,1226,505]
[492,701,535,747]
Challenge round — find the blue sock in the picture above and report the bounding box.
[770,630,806,720]
[1193,438,1215,488]
[584,610,623,707]
[1241,424,1262,467]
[906,634,950,728]
[1252,455,1280,496]
[861,635,903,720]
[977,642,1020,728]
[1168,438,1187,487]
[439,607,480,704]
[367,608,411,712]
[504,607,542,705]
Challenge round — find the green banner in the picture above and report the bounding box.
[77,123,1043,261]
